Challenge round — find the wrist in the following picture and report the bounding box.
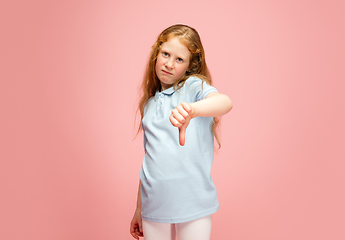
[189,102,197,119]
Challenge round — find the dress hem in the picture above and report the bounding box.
[141,205,219,224]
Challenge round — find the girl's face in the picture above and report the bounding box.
[155,37,191,91]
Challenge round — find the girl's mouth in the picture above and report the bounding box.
[162,70,172,75]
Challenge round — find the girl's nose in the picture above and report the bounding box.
[165,60,174,69]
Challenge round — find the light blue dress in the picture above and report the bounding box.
[140,76,219,223]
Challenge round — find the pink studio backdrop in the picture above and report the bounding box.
[1,0,344,240]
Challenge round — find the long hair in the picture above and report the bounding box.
[136,24,221,147]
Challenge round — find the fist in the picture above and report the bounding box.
[169,102,193,146]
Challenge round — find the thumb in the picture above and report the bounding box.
[178,117,191,146]
[179,125,186,146]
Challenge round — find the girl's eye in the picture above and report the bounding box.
[162,52,169,57]
[176,58,183,63]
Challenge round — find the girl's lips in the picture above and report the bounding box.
[162,70,172,75]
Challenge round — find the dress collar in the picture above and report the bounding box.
[154,86,175,101]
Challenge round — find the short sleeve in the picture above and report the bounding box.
[184,76,218,102]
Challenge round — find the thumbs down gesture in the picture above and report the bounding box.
[169,102,193,146]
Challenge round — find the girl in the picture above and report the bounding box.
[130,24,232,240]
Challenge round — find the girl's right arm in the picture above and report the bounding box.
[130,180,143,239]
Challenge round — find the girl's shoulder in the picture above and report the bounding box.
[144,94,156,113]
[182,76,206,90]
[184,75,203,85]
[181,76,217,101]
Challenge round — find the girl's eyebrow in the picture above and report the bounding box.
[160,48,169,54]
[160,47,189,59]
[177,54,189,60]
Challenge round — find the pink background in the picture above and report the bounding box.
[1,0,344,239]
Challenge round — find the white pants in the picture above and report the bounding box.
[142,215,212,240]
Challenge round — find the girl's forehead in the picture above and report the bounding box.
[161,37,190,54]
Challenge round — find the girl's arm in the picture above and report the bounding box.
[190,92,232,118]
[130,180,143,240]
[169,92,232,146]
[135,180,142,210]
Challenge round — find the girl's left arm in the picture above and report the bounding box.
[170,92,233,128]
[190,92,233,118]
[169,92,232,146]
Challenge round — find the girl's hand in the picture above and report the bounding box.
[130,209,143,239]
[169,102,193,146]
